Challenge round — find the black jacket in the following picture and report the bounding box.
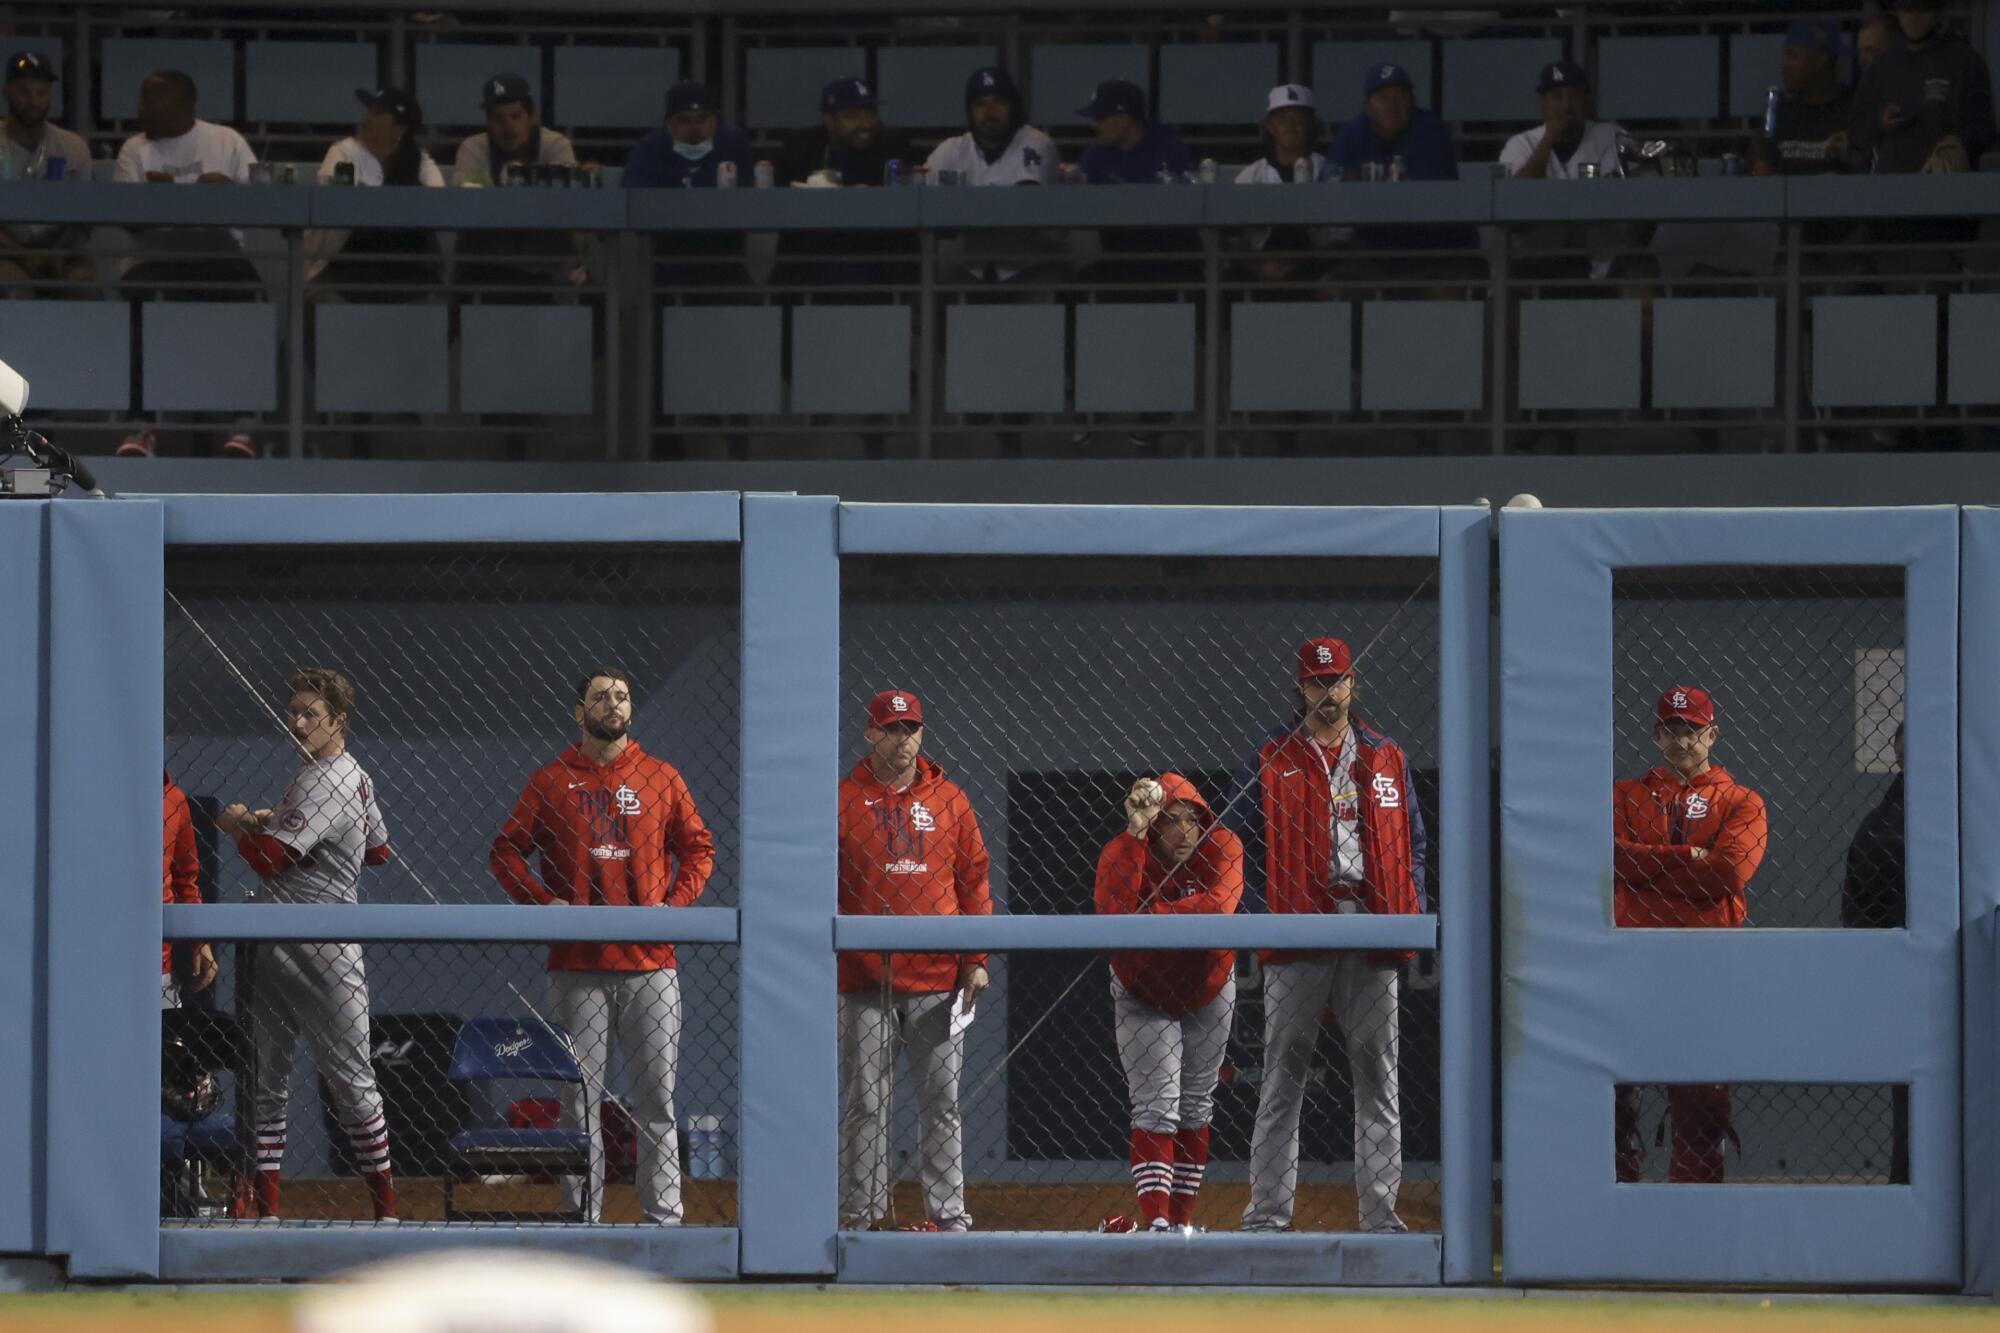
[1851,26,1997,171]
[774,125,916,188]
[1841,774,1905,929]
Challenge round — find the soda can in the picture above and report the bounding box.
[1364,160,1384,182]
[579,163,603,189]
[753,159,775,188]
[1720,152,1742,177]
[1198,157,1218,184]
[883,158,902,186]
[44,156,66,182]
[1764,86,1783,139]
[1576,162,1599,179]
[502,161,530,188]
[716,159,738,189]
[1388,154,1406,182]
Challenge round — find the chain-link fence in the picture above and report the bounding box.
[835,555,1443,1233]
[1610,565,1907,1185]
[160,544,740,1225]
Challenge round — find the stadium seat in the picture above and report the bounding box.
[444,1016,593,1223]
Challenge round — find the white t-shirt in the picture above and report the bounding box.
[113,120,256,183]
[923,125,1061,186]
[1497,120,1625,180]
[1312,729,1364,888]
[317,136,447,188]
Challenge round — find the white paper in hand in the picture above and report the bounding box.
[951,998,977,1040]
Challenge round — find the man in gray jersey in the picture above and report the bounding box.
[218,667,399,1221]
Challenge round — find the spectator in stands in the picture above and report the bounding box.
[1751,20,1857,176]
[1499,62,1627,283]
[1325,64,1459,182]
[624,81,753,188]
[777,77,913,187]
[1851,0,1995,174]
[113,70,261,292]
[309,88,445,300]
[0,52,93,290]
[1078,78,1199,283]
[1856,16,1894,74]
[454,73,585,292]
[1232,84,1329,283]
[624,81,754,288]
[924,67,1060,187]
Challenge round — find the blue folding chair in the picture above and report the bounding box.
[445,1016,592,1223]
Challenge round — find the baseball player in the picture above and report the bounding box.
[1096,773,1243,1234]
[1613,685,1768,1182]
[162,770,217,1008]
[1236,637,1426,1234]
[837,689,992,1232]
[490,668,715,1224]
[216,668,398,1221]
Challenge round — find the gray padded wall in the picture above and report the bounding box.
[313,305,449,413]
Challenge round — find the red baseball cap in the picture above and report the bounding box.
[1297,637,1353,681]
[866,689,924,727]
[1655,685,1716,727]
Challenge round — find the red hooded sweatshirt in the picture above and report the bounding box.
[838,755,992,996]
[490,741,716,972]
[1614,764,1767,928]
[163,771,201,974]
[1094,773,1243,1018]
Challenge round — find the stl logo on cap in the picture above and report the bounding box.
[890,694,909,713]
[1317,645,1335,665]
[1671,690,1689,710]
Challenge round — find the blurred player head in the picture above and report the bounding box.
[286,667,355,760]
[1653,685,1719,779]
[574,669,634,745]
[1295,636,1357,734]
[862,689,924,782]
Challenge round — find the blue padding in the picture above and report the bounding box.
[48,501,163,1278]
[738,495,840,1277]
[159,1225,742,1281]
[0,301,130,411]
[165,903,740,944]
[416,43,539,127]
[554,45,682,129]
[1437,506,1493,1284]
[747,47,864,130]
[245,41,381,123]
[1031,44,1149,127]
[449,1017,583,1083]
[155,492,742,546]
[143,305,278,413]
[1498,507,1959,1287]
[101,38,236,120]
[1595,37,1720,120]
[1158,43,1279,125]
[837,503,1442,557]
[452,1127,590,1153]
[314,304,449,414]
[837,1231,1441,1285]
[876,47,998,127]
[1961,508,2000,1294]
[0,508,43,1254]
[834,913,1436,953]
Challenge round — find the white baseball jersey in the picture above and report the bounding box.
[923,125,1061,186]
[1498,120,1625,180]
[113,120,256,183]
[258,753,389,905]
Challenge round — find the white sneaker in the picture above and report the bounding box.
[1367,1214,1410,1234]
[1146,1217,1174,1233]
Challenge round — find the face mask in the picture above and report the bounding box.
[673,138,713,161]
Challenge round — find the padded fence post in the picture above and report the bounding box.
[0,505,47,1256]
[1960,507,2000,1295]
[738,494,840,1276]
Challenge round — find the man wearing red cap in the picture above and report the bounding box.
[1613,685,1768,1183]
[837,689,993,1231]
[1238,637,1426,1233]
[1095,772,1243,1233]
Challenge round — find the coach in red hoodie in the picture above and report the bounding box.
[162,770,217,1007]
[837,689,992,1231]
[491,667,715,1223]
[1095,772,1242,1233]
[1613,685,1767,1183]
[1236,637,1426,1234]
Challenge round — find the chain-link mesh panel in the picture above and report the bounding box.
[1615,1084,1904,1186]
[162,942,737,1226]
[837,556,1443,1233]
[164,546,740,908]
[1612,566,1905,931]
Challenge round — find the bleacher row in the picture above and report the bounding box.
[7,2,1961,161]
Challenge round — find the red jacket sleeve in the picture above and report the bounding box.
[1094,835,1148,915]
[491,776,559,905]
[664,776,716,907]
[234,832,297,879]
[168,794,202,905]
[1158,828,1244,915]
[955,796,994,971]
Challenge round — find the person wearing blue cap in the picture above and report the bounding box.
[1498,59,1623,181]
[1325,63,1461,184]
[775,76,912,187]
[624,80,753,189]
[455,72,586,292]
[1749,21,1857,177]
[1076,78,1199,284]
[924,66,1059,188]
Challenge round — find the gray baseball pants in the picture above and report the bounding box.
[249,941,389,1169]
[838,990,969,1230]
[1111,975,1235,1133]
[547,967,684,1224]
